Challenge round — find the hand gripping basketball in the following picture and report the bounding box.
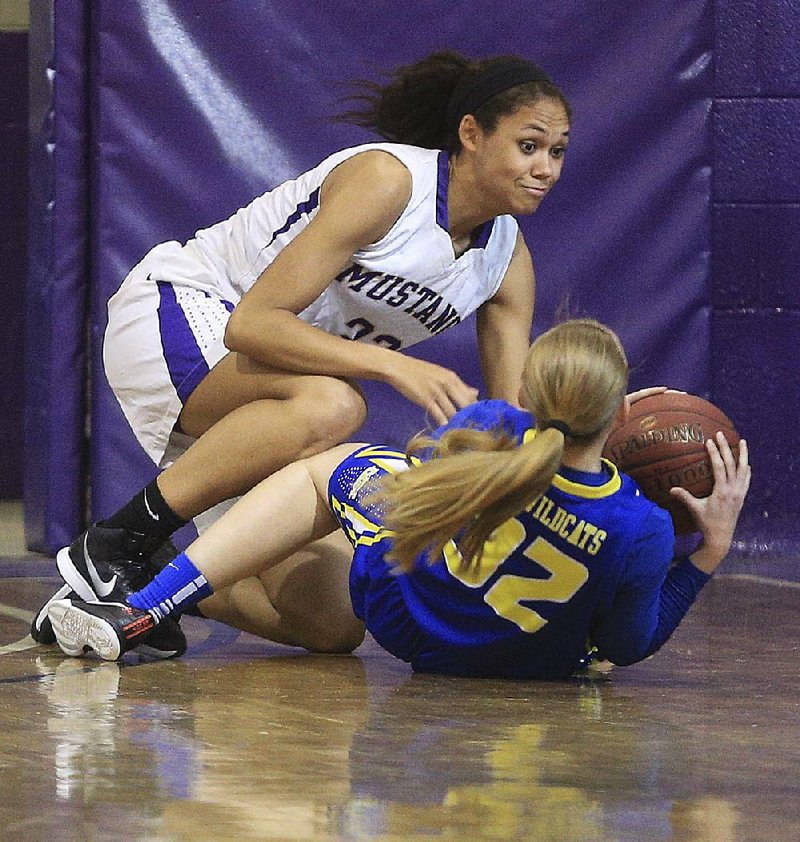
[603,392,742,534]
[669,432,751,572]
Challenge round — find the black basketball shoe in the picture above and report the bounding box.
[48,598,158,661]
[31,583,75,645]
[31,580,186,658]
[54,524,186,659]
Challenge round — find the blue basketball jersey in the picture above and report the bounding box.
[329,401,707,679]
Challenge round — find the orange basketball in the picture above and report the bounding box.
[602,393,740,534]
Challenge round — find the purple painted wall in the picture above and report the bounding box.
[23,1,799,575]
[0,31,27,498]
[713,0,800,553]
[85,2,715,525]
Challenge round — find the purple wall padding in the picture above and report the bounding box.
[713,0,800,557]
[27,0,800,566]
[85,1,713,523]
[24,1,90,551]
[27,2,716,550]
[712,313,798,542]
[0,31,28,498]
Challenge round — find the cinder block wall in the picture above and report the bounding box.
[0,1,28,498]
[712,1,800,549]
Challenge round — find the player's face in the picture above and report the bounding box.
[471,98,570,216]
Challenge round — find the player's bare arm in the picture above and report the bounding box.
[224,151,477,421]
[224,150,411,372]
[476,231,534,405]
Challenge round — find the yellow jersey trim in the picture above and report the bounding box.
[522,428,621,499]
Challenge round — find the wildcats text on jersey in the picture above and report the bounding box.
[335,263,462,336]
[526,493,608,555]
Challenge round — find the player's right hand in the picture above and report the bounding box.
[386,356,478,424]
[670,432,751,574]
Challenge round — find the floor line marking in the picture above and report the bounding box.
[0,636,39,654]
[718,573,800,589]
[0,602,34,622]
[0,602,38,654]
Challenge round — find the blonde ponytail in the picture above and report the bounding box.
[382,426,566,572]
[378,318,628,575]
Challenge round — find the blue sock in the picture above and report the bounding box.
[127,552,213,621]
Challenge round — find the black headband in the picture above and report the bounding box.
[541,419,572,438]
[446,59,553,132]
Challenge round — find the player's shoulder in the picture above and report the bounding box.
[323,144,413,204]
[327,142,436,175]
[615,470,675,536]
[433,400,532,441]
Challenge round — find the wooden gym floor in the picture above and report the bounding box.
[1,509,798,840]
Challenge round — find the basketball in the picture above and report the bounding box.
[602,392,740,534]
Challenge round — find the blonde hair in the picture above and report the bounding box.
[380,319,629,572]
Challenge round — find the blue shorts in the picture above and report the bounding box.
[327,445,430,664]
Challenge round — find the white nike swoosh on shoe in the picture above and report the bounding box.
[143,490,160,521]
[83,534,119,598]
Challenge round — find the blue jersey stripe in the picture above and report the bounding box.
[262,187,321,253]
[471,218,494,249]
[156,282,210,404]
[434,149,493,251]
[435,150,449,232]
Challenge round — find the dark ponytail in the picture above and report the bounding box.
[335,50,570,153]
[335,50,470,151]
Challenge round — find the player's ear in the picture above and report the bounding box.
[458,114,481,151]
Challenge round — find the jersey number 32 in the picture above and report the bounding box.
[443,518,589,633]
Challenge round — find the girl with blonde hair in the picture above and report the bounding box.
[47,320,750,679]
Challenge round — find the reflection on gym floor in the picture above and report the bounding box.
[1,565,798,841]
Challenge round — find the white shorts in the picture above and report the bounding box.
[103,242,235,468]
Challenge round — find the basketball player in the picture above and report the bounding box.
[47,320,751,678]
[32,51,573,654]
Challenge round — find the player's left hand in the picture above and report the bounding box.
[670,432,751,574]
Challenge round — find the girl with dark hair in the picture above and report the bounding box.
[34,50,574,655]
[48,320,750,679]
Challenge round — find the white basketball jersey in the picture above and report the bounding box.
[146,143,519,350]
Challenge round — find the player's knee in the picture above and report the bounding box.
[301,620,366,655]
[281,603,366,654]
[304,378,367,443]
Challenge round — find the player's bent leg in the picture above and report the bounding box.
[198,533,365,654]
[196,578,301,646]
[178,351,368,442]
[158,353,367,519]
[262,531,365,653]
[49,443,365,660]
[67,352,366,612]
[184,445,359,591]
[301,442,368,497]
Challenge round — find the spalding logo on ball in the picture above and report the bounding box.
[602,393,740,534]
